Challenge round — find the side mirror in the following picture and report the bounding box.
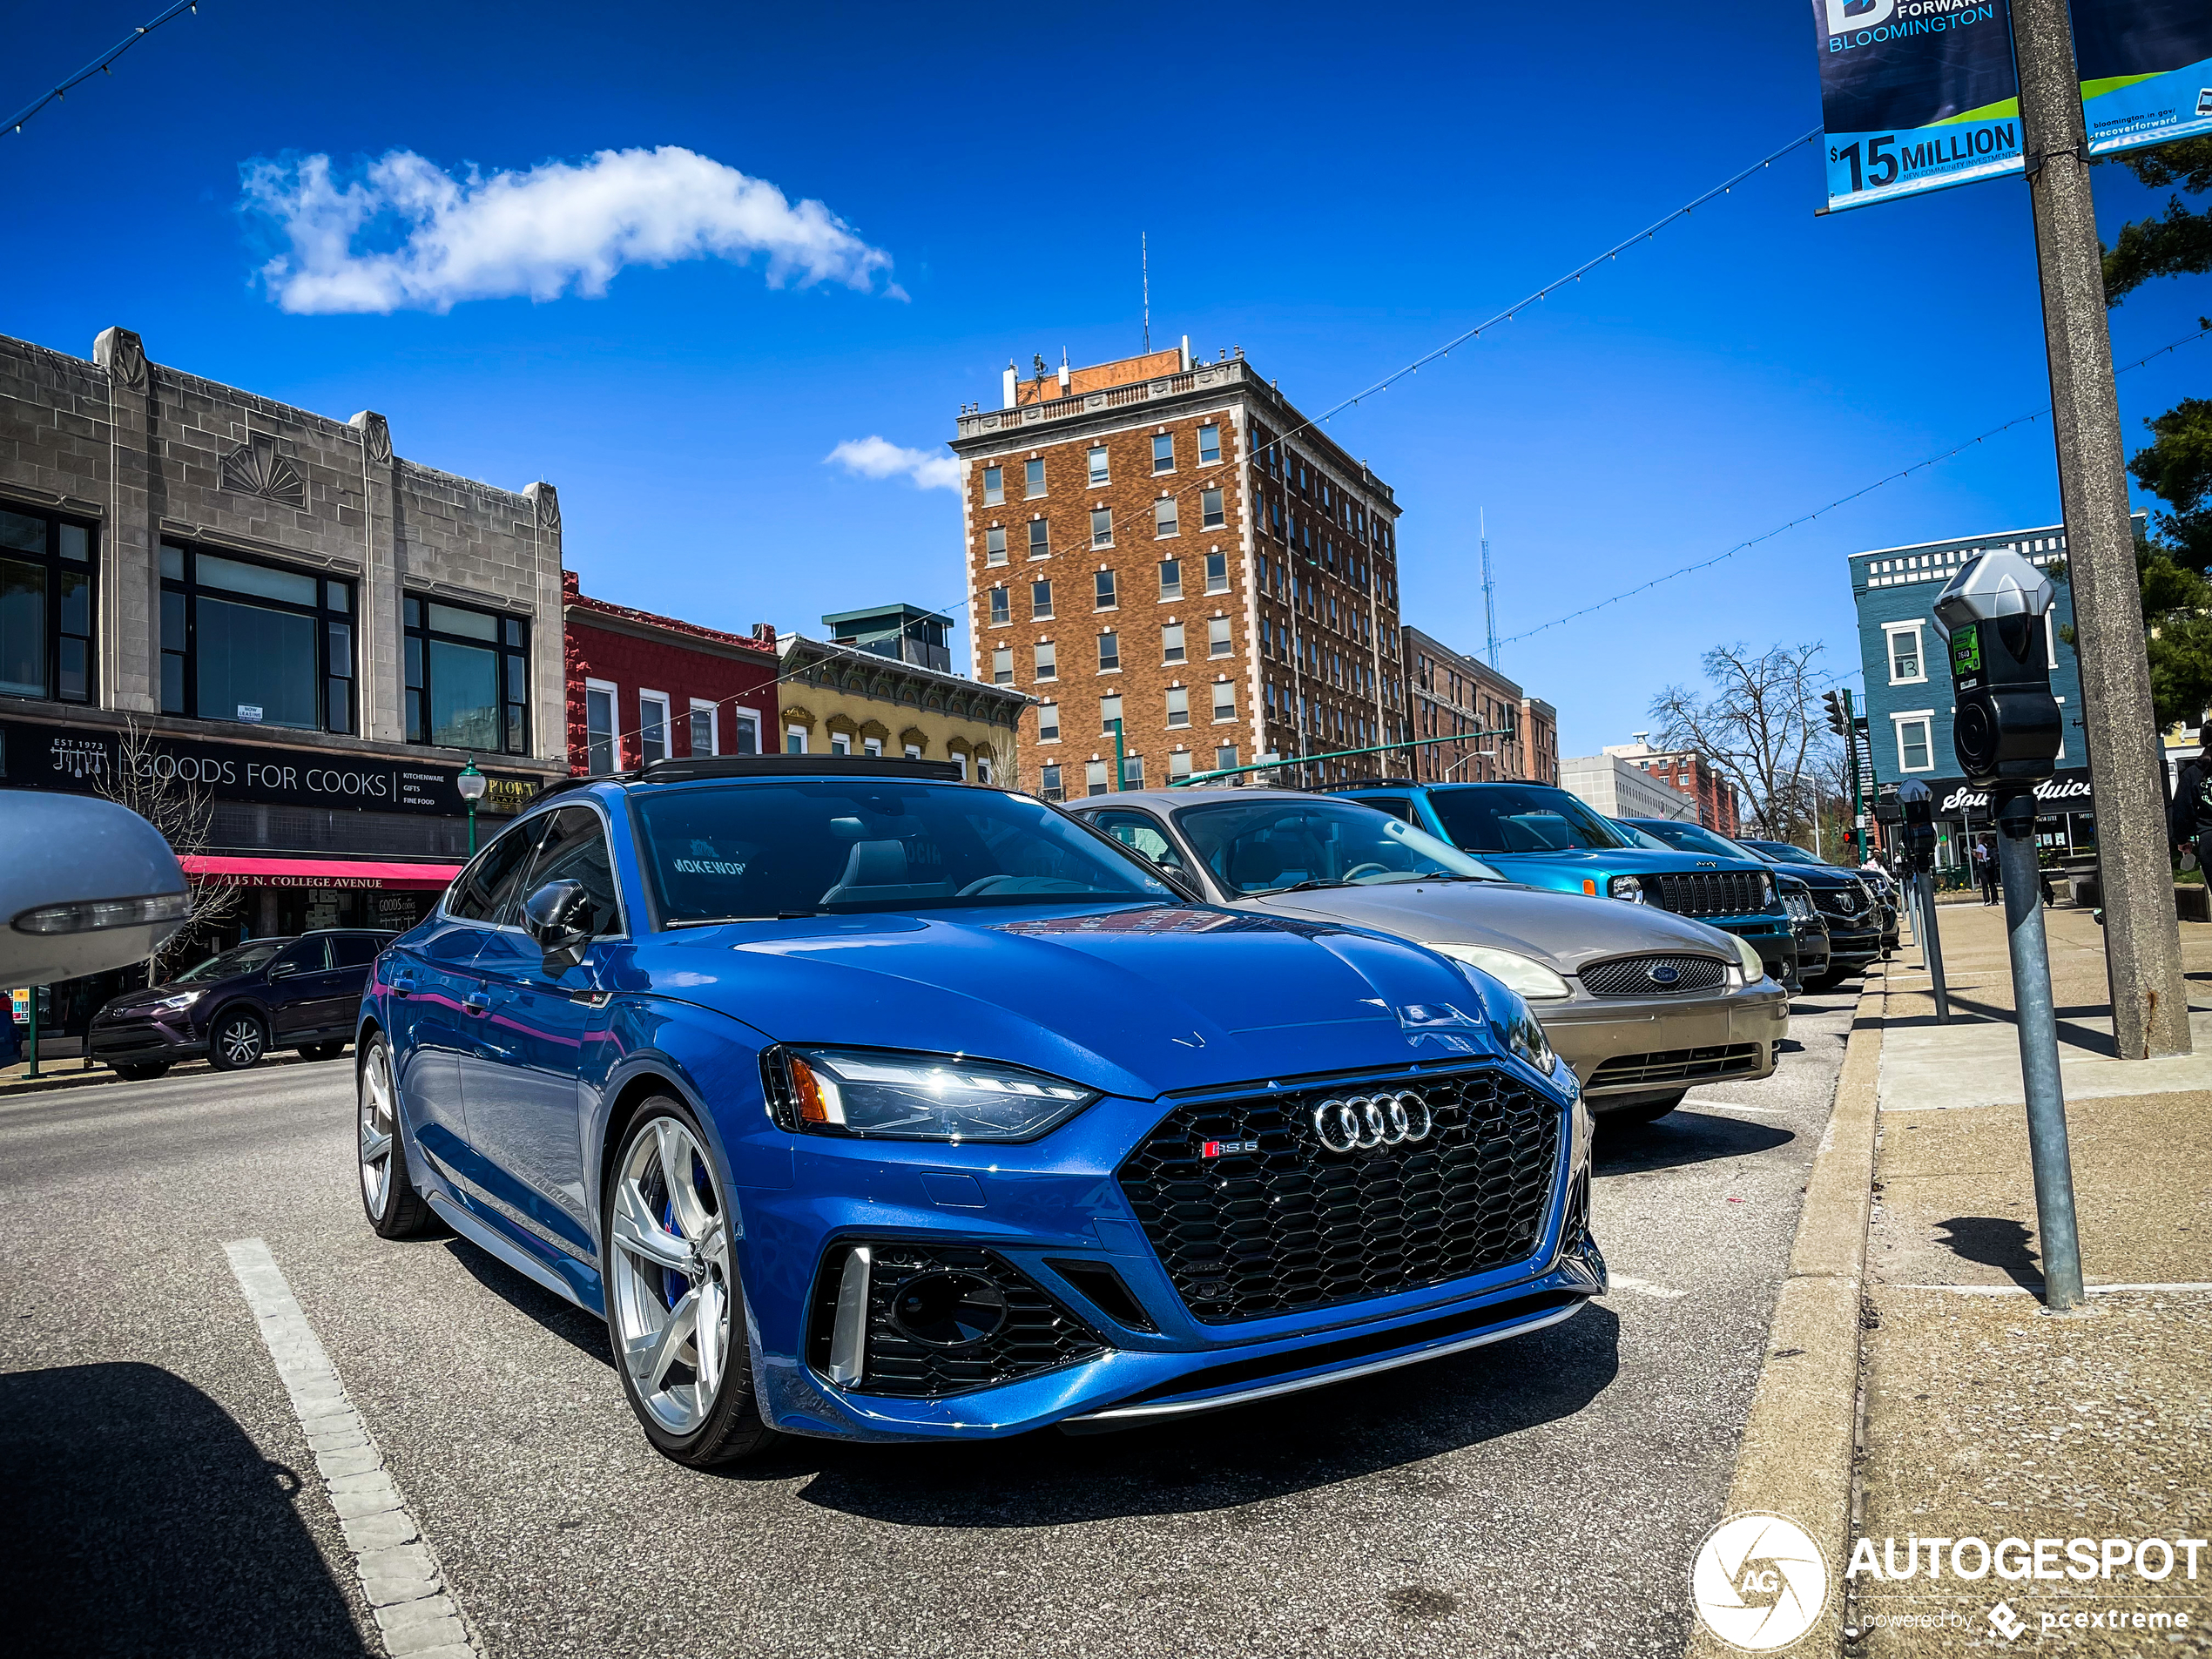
[522,880,594,971]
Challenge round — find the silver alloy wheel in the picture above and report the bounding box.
[218,1016,263,1068]
[359,1041,395,1217]
[609,1118,732,1435]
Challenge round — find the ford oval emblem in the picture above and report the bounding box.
[1648,963,1682,986]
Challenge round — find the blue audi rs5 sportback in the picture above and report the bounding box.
[354,756,1604,1467]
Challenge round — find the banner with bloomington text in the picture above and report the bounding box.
[2071,0,2212,154]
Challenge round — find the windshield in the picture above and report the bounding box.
[632,782,1177,921]
[1426,785,1631,854]
[1615,821,1677,852]
[174,941,287,983]
[1627,819,1755,860]
[1172,799,1501,895]
[1744,840,1827,867]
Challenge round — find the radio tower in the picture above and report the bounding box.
[1480,508,1500,668]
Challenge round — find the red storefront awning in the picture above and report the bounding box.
[179,856,462,891]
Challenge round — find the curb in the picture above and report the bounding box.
[1684,966,1886,1659]
[0,1049,317,1101]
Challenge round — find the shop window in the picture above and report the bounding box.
[0,505,94,705]
[158,541,351,733]
[406,595,529,754]
[585,680,618,774]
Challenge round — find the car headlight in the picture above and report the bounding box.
[1728,934,1764,988]
[150,990,203,1012]
[764,1047,1101,1142]
[1427,943,1572,1001]
[1482,982,1557,1077]
[1608,874,1643,902]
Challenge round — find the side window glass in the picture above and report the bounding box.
[1362,795,1416,823]
[273,938,330,974]
[330,934,381,968]
[1090,810,1183,869]
[448,821,542,922]
[526,806,623,936]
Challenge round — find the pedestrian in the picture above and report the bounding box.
[1974,837,2000,905]
[2169,725,2212,878]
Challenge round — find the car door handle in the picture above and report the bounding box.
[464,989,493,1017]
[388,972,415,998]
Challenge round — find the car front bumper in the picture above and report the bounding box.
[84,1015,206,1063]
[1539,980,1789,1106]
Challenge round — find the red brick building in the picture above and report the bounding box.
[563,571,779,774]
[1606,738,1740,834]
[1402,626,1561,785]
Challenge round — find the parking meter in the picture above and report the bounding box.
[1932,550,2060,812]
[1896,781,1937,874]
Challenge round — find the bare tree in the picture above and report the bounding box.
[1649,644,1840,846]
[91,717,239,979]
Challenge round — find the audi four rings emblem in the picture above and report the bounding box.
[1313,1091,1433,1153]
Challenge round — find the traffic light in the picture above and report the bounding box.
[1932,552,2061,792]
[1821,690,1850,738]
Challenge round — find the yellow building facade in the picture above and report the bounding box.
[776,634,1028,784]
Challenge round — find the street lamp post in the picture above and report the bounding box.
[457,758,488,854]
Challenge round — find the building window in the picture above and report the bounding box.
[1087,447,1109,486]
[1094,570,1117,610]
[905,743,921,759]
[1166,750,1191,780]
[1215,744,1238,772]
[982,466,1003,505]
[953,752,968,780]
[988,586,1010,626]
[1895,714,1933,772]
[1085,759,1109,796]
[1155,497,1179,538]
[686,700,718,758]
[992,645,1013,685]
[1100,693,1123,732]
[638,691,670,765]
[1098,631,1120,671]
[1030,579,1054,619]
[786,725,807,754]
[1201,487,1224,529]
[1198,425,1221,466]
[731,707,761,755]
[1886,624,1925,684]
[1162,623,1186,664]
[830,732,851,755]
[1040,762,1063,800]
[1123,753,1144,788]
[1204,551,1229,594]
[1034,641,1057,681]
[585,678,618,774]
[1208,617,1231,657]
[1037,701,1060,741]
[1091,509,1114,549]
[160,542,357,735]
[1028,521,1050,558]
[1159,558,1183,600]
[406,596,529,753]
[986,527,1007,565]
[1024,458,1046,498]
[1212,682,1235,722]
[864,736,883,757]
[1166,687,1190,727]
[1152,433,1175,474]
[0,506,95,705]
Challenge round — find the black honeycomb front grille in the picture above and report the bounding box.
[1578,953,1728,996]
[806,1243,1104,1399]
[1644,872,1770,918]
[1114,1067,1562,1324]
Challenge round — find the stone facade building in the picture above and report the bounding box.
[563,571,779,773]
[777,626,1028,782]
[1560,751,1698,823]
[0,326,566,1027]
[951,347,1406,799]
[1401,626,1560,786]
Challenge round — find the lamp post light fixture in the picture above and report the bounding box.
[457,757,489,854]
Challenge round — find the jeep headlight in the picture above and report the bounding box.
[1607,874,1644,902]
[1426,942,1571,1001]
[765,1047,1100,1142]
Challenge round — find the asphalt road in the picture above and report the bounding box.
[1,981,1861,1659]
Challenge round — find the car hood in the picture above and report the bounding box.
[636,902,1526,1100]
[1237,881,1737,974]
[1766,863,1864,890]
[1486,847,1770,877]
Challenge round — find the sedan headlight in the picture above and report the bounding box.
[1728,934,1764,988]
[1607,874,1644,902]
[149,990,203,1012]
[764,1047,1100,1142]
[1427,942,1571,1001]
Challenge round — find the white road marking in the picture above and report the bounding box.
[1607,1274,1689,1299]
[224,1238,482,1659]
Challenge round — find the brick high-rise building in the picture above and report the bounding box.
[1602,737,1740,834]
[1401,626,1561,786]
[949,347,1406,799]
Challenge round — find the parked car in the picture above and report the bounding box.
[1619,819,1883,987]
[354,756,1603,1467]
[1069,790,1787,1124]
[1328,781,1797,985]
[89,930,395,1078]
[1775,873,1831,987]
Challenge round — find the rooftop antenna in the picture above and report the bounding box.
[1142,231,1150,353]
[1480,508,1501,668]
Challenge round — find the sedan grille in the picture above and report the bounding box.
[1642,872,1770,918]
[1578,954,1728,997]
[1588,1043,1762,1088]
[1114,1067,1561,1324]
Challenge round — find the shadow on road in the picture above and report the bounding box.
[752,1302,1620,1527]
[1592,1109,1794,1176]
[0,1361,368,1657]
[444,1238,612,1367]
[1932,1215,2044,1290]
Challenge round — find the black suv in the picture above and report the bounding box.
[1732,841,1883,985]
[88,930,395,1079]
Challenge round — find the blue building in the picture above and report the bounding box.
[1845,517,2135,870]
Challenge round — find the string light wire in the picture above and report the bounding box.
[6,2,199,136]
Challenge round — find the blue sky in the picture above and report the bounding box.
[6,0,2206,756]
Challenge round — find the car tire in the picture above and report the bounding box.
[358,1033,434,1238]
[111,1062,171,1082]
[602,1098,779,1469]
[208,1010,267,1071]
[302,1042,347,1062]
[1602,1090,1687,1125]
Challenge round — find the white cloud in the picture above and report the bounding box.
[826,435,959,492]
[240,145,899,314]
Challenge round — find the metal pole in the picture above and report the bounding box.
[2010,0,2190,1059]
[24,986,40,1082]
[1996,797,2085,1309]
[467,801,478,856]
[1110,719,1126,792]
[1919,871,1952,1024]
